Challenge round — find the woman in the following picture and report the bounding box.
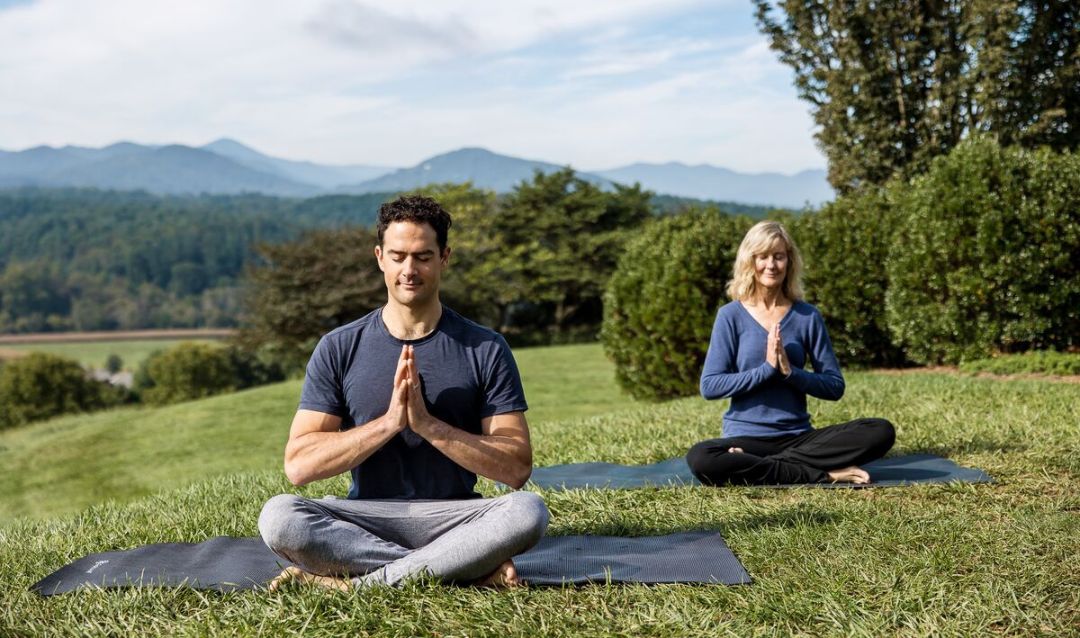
[686,220,894,485]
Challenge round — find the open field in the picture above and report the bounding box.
[1,343,1078,636]
[0,344,637,522]
[0,338,224,370]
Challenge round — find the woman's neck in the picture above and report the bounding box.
[750,287,789,310]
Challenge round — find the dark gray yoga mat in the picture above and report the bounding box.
[32,531,749,595]
[527,454,993,490]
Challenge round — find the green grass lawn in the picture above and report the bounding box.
[2,339,219,371]
[1,344,1078,636]
[0,343,638,522]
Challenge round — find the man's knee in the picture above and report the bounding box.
[258,494,312,553]
[500,491,549,545]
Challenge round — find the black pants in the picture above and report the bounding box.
[686,418,896,485]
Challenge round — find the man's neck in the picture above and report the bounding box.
[382,299,443,340]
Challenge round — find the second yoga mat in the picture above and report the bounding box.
[527,454,993,490]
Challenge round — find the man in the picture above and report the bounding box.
[258,195,549,590]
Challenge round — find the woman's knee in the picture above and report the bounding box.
[686,440,719,473]
[866,418,896,451]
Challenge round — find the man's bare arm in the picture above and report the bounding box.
[282,409,402,486]
[283,345,411,486]
[403,347,533,488]
[411,410,533,489]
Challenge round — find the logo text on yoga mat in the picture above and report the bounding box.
[86,560,109,574]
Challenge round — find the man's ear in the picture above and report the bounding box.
[374,245,385,272]
[440,246,451,266]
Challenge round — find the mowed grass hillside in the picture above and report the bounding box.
[1,344,1078,635]
[0,344,635,522]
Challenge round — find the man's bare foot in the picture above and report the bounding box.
[727,447,744,454]
[268,566,351,592]
[827,466,871,484]
[477,560,522,589]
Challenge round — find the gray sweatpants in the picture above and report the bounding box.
[258,491,549,587]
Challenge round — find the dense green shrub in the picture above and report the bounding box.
[135,342,285,406]
[885,137,1080,364]
[959,351,1080,376]
[136,343,235,405]
[795,187,907,367]
[601,209,753,401]
[0,352,123,429]
[104,353,124,374]
[224,345,287,388]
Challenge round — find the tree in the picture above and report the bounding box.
[240,226,385,363]
[105,354,124,374]
[496,169,653,339]
[755,0,1079,192]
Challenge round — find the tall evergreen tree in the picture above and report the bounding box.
[755,0,1079,192]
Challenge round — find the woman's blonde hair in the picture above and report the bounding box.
[726,220,804,302]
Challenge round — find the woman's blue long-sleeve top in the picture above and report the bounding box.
[699,300,845,438]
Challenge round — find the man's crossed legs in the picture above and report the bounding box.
[259,490,549,590]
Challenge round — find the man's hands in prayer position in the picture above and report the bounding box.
[387,344,411,433]
[395,344,533,491]
[401,344,436,437]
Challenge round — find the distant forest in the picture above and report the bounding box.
[0,186,781,333]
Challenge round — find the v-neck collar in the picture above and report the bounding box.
[737,300,794,333]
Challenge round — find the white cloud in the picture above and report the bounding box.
[0,0,824,172]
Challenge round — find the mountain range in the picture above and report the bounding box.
[0,139,833,208]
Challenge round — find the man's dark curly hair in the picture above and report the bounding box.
[376,195,452,251]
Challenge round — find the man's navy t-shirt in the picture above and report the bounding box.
[298,305,528,500]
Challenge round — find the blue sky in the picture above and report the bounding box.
[0,0,824,173]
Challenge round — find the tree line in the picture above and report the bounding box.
[240,170,707,364]
[0,189,391,333]
[0,187,774,335]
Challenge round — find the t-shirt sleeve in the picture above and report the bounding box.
[298,335,348,417]
[479,335,529,417]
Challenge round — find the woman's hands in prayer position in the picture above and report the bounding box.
[765,323,791,377]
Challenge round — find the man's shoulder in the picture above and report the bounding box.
[440,306,509,350]
[319,309,382,348]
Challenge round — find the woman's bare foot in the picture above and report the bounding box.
[827,466,871,484]
[268,566,351,592]
[727,447,744,454]
[477,560,522,588]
